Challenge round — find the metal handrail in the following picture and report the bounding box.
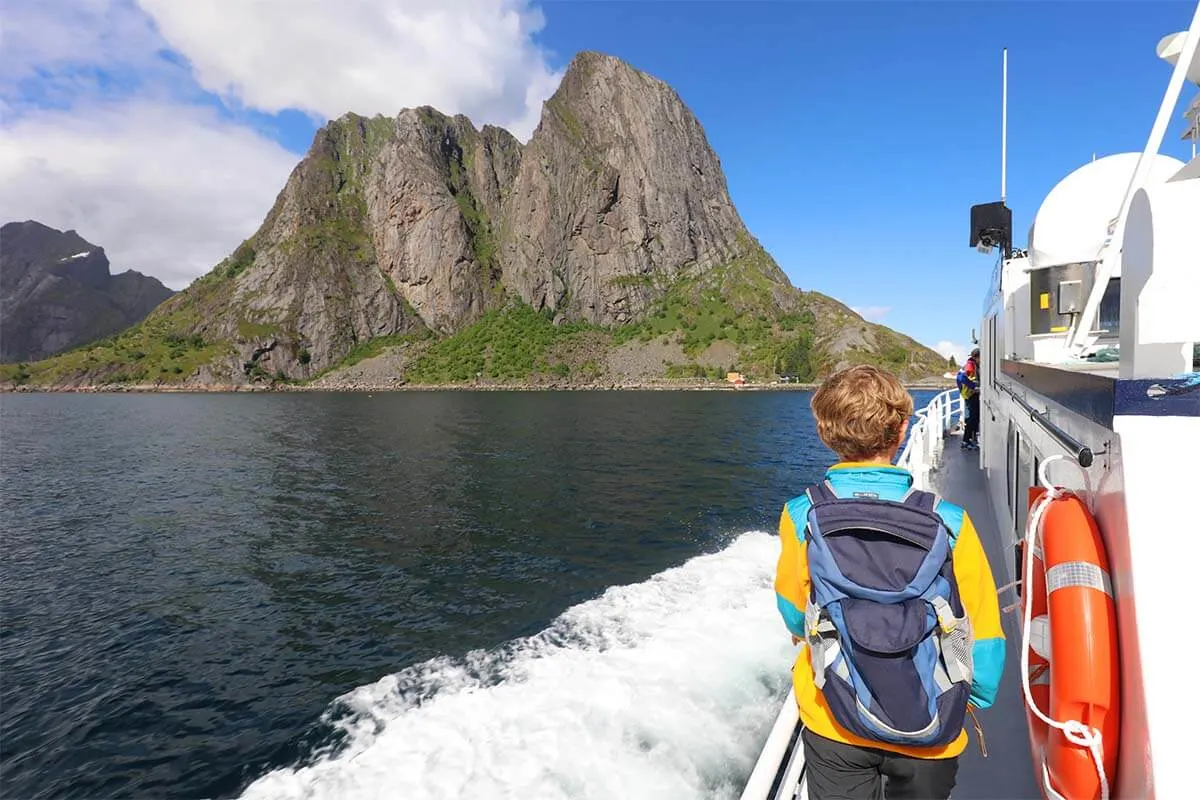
[896,388,964,489]
[993,380,1098,467]
[739,688,803,800]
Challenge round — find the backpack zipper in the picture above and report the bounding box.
[854,696,940,740]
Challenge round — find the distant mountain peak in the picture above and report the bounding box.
[0,221,174,363]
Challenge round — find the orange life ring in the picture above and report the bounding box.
[1019,516,1052,786]
[1023,486,1120,799]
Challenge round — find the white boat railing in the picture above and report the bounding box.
[896,388,964,491]
[739,687,804,800]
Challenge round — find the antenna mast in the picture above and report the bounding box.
[1001,48,1008,204]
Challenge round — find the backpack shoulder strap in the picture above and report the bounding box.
[805,480,840,507]
[899,486,941,513]
[901,488,959,555]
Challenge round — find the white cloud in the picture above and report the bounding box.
[0,101,298,289]
[1,0,563,288]
[1,1,159,86]
[933,340,969,364]
[851,305,891,323]
[137,0,563,141]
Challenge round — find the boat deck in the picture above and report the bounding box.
[932,436,1040,800]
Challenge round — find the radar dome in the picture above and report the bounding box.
[1027,152,1184,269]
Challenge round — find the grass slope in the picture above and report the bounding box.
[0,301,231,387]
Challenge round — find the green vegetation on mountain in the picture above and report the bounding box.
[405,304,590,383]
[2,53,949,391]
[0,306,229,387]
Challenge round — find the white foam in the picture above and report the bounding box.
[238,531,796,800]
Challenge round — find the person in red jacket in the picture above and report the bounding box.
[956,349,981,449]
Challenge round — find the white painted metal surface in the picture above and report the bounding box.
[1118,177,1200,377]
[1111,413,1200,799]
[740,688,801,800]
[896,388,963,491]
[740,684,809,800]
[1067,0,1200,354]
[1026,153,1183,273]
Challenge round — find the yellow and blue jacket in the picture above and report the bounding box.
[957,363,979,400]
[774,462,1005,759]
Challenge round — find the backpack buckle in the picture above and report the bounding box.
[932,597,958,633]
[808,612,830,639]
[805,603,836,640]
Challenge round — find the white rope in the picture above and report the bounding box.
[1019,454,1109,800]
[996,578,1025,616]
[996,578,1024,615]
[996,578,1023,596]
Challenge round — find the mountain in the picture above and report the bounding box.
[0,222,175,363]
[1,52,948,390]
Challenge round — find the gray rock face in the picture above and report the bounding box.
[0,221,175,362]
[365,109,519,334]
[26,50,944,385]
[501,51,752,324]
[171,115,424,381]
[177,51,790,379]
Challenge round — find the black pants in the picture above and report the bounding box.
[963,394,980,444]
[802,730,958,800]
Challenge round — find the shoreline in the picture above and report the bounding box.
[2,379,955,395]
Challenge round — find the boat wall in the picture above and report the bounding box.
[978,271,1158,797]
[1098,423,1151,799]
[981,375,1158,799]
[1111,411,1200,799]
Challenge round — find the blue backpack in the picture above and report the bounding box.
[802,481,974,748]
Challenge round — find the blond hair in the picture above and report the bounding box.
[811,365,913,461]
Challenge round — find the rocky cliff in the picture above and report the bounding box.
[501,52,760,325]
[0,222,175,363]
[2,52,948,389]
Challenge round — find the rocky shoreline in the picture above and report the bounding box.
[3,378,954,394]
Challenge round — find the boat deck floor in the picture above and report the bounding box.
[932,435,1040,800]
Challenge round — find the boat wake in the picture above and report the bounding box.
[238,531,795,800]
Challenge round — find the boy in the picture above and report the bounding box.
[774,365,1004,800]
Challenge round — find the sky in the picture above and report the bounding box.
[2,1,1196,363]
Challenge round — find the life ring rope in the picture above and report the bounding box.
[1020,454,1110,800]
[996,578,1024,616]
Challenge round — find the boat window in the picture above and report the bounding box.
[981,314,997,390]
[989,316,997,384]
[1096,278,1121,334]
[982,317,990,388]
[1016,436,1033,541]
[1006,420,1017,517]
[1006,420,1023,580]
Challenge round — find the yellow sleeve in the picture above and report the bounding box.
[952,511,1006,708]
[774,504,809,639]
